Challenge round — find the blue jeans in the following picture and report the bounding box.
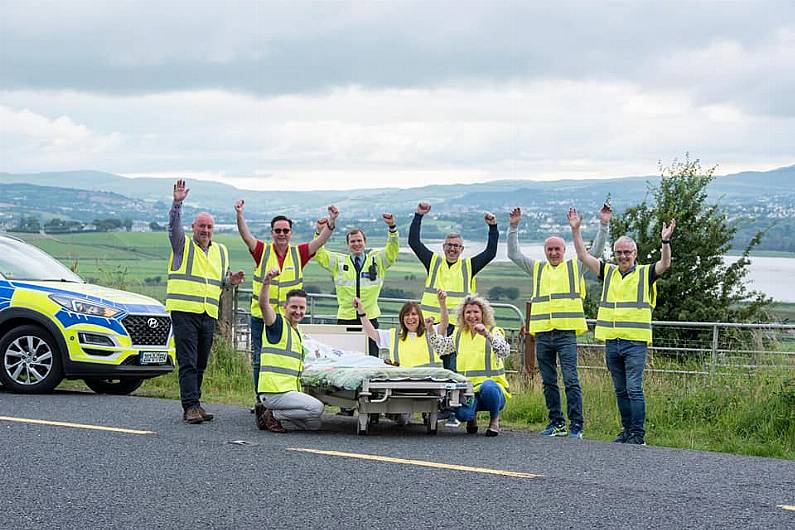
[605,339,647,437]
[250,315,264,392]
[454,379,506,422]
[535,330,583,427]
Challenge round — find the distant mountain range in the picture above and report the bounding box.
[1,165,794,250]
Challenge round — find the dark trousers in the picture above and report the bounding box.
[337,317,379,356]
[172,311,216,410]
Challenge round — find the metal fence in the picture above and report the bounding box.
[230,288,795,375]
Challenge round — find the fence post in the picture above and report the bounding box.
[524,301,536,375]
[217,284,236,344]
[710,324,719,374]
[310,295,316,324]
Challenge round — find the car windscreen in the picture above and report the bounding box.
[0,237,84,282]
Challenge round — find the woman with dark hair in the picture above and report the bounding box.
[432,292,511,436]
[353,298,442,368]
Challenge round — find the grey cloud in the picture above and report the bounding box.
[0,1,793,115]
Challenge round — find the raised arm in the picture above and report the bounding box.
[234,199,258,253]
[437,289,449,332]
[353,297,380,343]
[381,213,400,268]
[655,219,676,276]
[471,212,498,275]
[258,268,280,326]
[408,202,434,271]
[168,179,188,255]
[587,203,612,259]
[568,208,600,276]
[507,207,535,275]
[307,204,338,255]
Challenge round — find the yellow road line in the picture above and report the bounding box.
[0,415,154,435]
[288,447,542,479]
[778,505,795,512]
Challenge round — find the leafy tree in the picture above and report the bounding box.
[610,155,771,328]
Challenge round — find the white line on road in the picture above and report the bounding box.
[0,415,154,435]
[778,504,795,512]
[288,447,542,478]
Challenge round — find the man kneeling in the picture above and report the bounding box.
[255,268,323,433]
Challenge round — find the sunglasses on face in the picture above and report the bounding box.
[273,228,291,234]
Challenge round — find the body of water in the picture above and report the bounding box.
[401,241,795,302]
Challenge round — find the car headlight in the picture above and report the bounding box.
[50,295,123,318]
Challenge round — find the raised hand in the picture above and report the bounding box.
[599,203,613,224]
[352,297,362,311]
[173,179,189,203]
[424,316,436,333]
[263,267,280,283]
[436,288,447,305]
[382,212,395,226]
[228,270,245,285]
[662,218,677,240]
[316,217,328,233]
[567,208,581,230]
[416,202,431,215]
[509,207,522,227]
[484,212,496,225]
[473,323,488,336]
[234,199,245,213]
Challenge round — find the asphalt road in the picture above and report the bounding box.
[1,389,793,529]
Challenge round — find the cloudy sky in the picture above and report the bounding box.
[1,0,793,190]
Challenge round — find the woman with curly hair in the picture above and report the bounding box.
[431,291,511,436]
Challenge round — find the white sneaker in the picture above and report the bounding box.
[445,418,461,428]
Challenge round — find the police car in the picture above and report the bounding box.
[0,233,175,394]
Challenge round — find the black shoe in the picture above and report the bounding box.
[466,420,478,434]
[612,430,631,443]
[485,428,499,437]
[625,434,646,446]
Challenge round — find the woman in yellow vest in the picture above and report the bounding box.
[353,298,442,368]
[432,291,511,436]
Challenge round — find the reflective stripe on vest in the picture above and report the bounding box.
[165,236,227,318]
[251,244,304,318]
[594,263,657,344]
[528,259,587,335]
[420,255,476,320]
[258,317,304,393]
[453,327,511,399]
[388,328,441,368]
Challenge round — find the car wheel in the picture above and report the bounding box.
[0,324,64,393]
[83,377,144,395]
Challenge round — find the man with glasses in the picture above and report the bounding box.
[568,208,676,446]
[235,200,339,389]
[507,205,611,440]
[409,201,499,371]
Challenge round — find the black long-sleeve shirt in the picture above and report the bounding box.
[408,213,499,275]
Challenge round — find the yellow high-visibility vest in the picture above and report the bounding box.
[314,230,398,320]
[595,263,657,344]
[529,259,587,335]
[258,316,304,393]
[251,243,303,318]
[420,254,476,321]
[454,326,511,399]
[166,236,227,319]
[385,328,442,368]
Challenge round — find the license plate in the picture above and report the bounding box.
[140,351,168,365]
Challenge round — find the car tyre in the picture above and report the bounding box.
[83,377,144,395]
[0,324,64,393]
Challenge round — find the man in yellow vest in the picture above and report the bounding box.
[569,207,676,446]
[235,200,337,388]
[508,204,611,440]
[167,180,245,424]
[254,268,324,433]
[409,201,498,371]
[314,213,400,356]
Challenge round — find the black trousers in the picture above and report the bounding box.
[172,310,216,410]
[337,317,380,356]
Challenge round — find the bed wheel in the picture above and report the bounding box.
[424,412,438,435]
[357,413,369,435]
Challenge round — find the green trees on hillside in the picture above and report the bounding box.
[610,155,771,324]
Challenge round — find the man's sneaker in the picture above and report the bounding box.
[625,434,647,446]
[539,423,567,437]
[568,424,584,439]
[264,409,287,433]
[612,430,631,443]
[254,403,268,430]
[445,417,461,428]
[183,406,203,424]
[197,405,214,421]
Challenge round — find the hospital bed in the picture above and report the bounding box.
[300,324,474,435]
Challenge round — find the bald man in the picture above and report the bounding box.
[167,179,244,424]
[507,204,611,440]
